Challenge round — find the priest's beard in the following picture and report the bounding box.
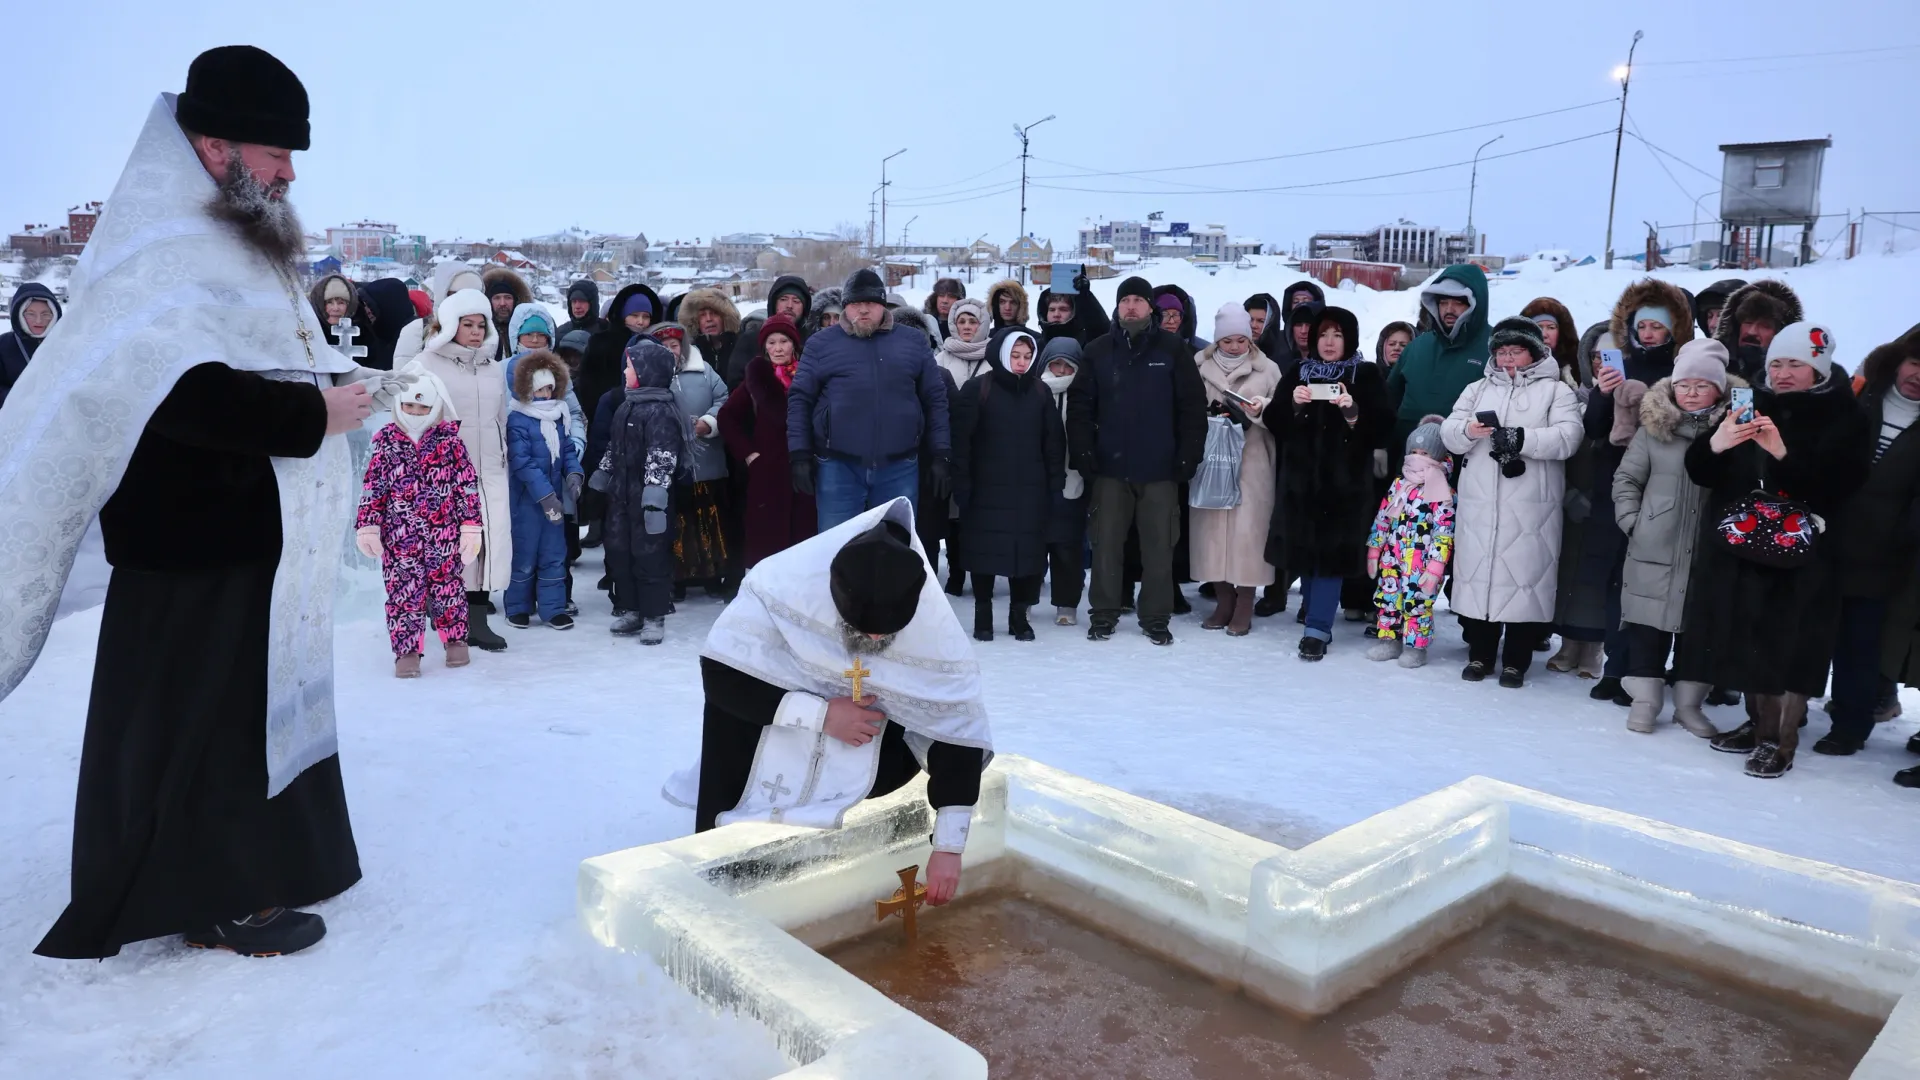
[838,621,898,656]
[206,148,304,272]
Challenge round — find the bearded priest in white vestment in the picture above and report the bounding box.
[666,497,992,905]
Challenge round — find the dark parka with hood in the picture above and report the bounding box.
[951,326,1066,580]
[679,288,742,388]
[986,278,1030,330]
[1034,286,1112,348]
[2,283,62,409]
[1869,325,1920,686]
[558,279,609,339]
[1384,264,1492,467]
[580,282,663,447]
[1150,284,1210,352]
[1257,280,1327,363]
[1713,280,1803,384]
[1554,321,1612,632]
[480,267,533,362]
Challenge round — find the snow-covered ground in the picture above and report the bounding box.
[6,252,1920,1078]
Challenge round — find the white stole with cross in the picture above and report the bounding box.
[665,498,992,829]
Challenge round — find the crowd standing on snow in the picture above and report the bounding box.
[141,257,1917,790]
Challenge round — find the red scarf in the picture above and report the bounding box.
[773,360,795,388]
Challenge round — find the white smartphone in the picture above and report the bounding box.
[1307,383,1340,402]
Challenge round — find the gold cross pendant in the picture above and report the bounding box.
[875,865,928,941]
[843,657,871,701]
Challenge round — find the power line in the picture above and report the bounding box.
[1024,98,1618,182]
[1637,43,1920,65]
[892,156,1019,192]
[1622,130,1809,220]
[1030,130,1616,197]
[889,178,1024,206]
[887,182,1022,209]
[1625,110,1699,206]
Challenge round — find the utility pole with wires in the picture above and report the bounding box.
[1466,134,1503,242]
[1014,114,1055,282]
[1604,29,1644,270]
[880,148,907,263]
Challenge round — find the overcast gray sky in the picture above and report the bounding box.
[6,0,1916,258]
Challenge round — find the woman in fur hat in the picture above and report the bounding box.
[1190,303,1281,637]
[987,278,1029,330]
[392,262,484,368]
[1441,317,1584,687]
[403,288,513,651]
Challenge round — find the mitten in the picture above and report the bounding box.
[1491,427,1527,479]
[459,525,482,565]
[1610,380,1648,447]
[355,526,383,560]
[565,473,584,504]
[539,493,564,522]
[1373,448,1389,480]
[791,457,815,496]
[642,484,669,535]
[930,457,952,500]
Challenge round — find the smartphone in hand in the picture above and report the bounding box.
[1308,383,1340,402]
[1474,410,1500,428]
[1730,387,1755,424]
[1599,349,1626,378]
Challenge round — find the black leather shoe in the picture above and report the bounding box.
[1812,734,1863,756]
[1461,661,1490,682]
[1498,667,1524,689]
[183,908,325,957]
[1710,719,1757,754]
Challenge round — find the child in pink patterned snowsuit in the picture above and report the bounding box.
[1364,417,1455,666]
[356,372,484,676]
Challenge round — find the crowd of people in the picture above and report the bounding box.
[277,255,1920,790]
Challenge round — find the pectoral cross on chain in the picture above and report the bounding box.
[875,865,928,942]
[843,657,871,701]
[331,316,369,365]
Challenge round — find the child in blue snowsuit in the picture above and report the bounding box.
[505,349,583,628]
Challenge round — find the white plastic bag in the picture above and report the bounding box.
[1189,416,1245,510]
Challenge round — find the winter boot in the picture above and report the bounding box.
[974,595,994,642]
[610,611,644,636]
[1253,584,1286,618]
[1298,636,1327,662]
[1225,587,1256,637]
[1198,581,1217,600]
[1622,676,1665,733]
[1343,607,1366,622]
[1711,720,1758,754]
[1461,660,1490,682]
[581,518,604,548]
[1575,642,1605,679]
[1144,625,1174,646]
[1907,731,1920,755]
[444,641,470,668]
[1087,619,1116,641]
[1545,637,1582,673]
[1055,606,1077,626]
[506,612,531,629]
[1498,666,1525,689]
[1172,588,1192,616]
[1670,680,1717,737]
[639,617,666,646]
[1009,605,1036,642]
[1589,676,1626,703]
[1201,582,1235,631]
[549,614,575,631]
[466,603,508,652]
[183,908,326,957]
[1366,639,1404,662]
[945,570,965,597]
[395,653,422,679]
[1398,645,1428,669]
[1896,766,1920,788]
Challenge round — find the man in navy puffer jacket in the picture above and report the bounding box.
[787,268,950,530]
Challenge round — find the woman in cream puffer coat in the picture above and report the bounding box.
[405,289,511,609]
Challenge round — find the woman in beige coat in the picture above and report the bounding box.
[404,288,512,651]
[1191,303,1281,636]
[1441,316,1584,687]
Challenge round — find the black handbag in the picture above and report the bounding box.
[1713,490,1823,567]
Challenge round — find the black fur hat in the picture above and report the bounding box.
[830,521,926,636]
[177,46,310,151]
[1489,316,1550,363]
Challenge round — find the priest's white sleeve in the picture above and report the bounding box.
[771,691,829,732]
[932,806,972,854]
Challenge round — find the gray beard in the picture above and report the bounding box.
[845,318,879,339]
[205,148,304,272]
[838,621,897,655]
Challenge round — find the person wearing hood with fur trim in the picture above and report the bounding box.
[403,288,513,652]
[1441,318,1584,688]
[1520,298,1581,387]
[924,277,966,341]
[803,286,845,337]
[1191,304,1282,637]
[505,304,587,613]
[1262,306,1391,658]
[681,288,742,386]
[481,267,532,363]
[0,283,61,409]
[392,261,485,368]
[951,327,1065,641]
[718,316,816,567]
[1612,340,1738,735]
[1714,280,1803,385]
[503,351,582,629]
[987,278,1029,331]
[356,372,484,676]
[1682,323,1871,778]
[1385,265,1492,473]
[1694,278,1748,339]
[1038,336,1091,623]
[592,340,691,644]
[307,274,401,372]
[558,279,607,339]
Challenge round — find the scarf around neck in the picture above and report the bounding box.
[512,396,569,462]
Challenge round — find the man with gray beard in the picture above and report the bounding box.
[1,46,393,959]
[667,498,991,908]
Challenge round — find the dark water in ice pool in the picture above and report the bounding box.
[824,892,1877,1079]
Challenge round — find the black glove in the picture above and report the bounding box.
[930,457,952,501]
[565,473,583,504]
[1490,426,1527,478]
[1071,453,1097,476]
[791,457,815,496]
[538,493,565,522]
[1072,270,1090,294]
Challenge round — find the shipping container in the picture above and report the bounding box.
[1299,258,1402,293]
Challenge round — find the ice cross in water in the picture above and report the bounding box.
[332,317,368,365]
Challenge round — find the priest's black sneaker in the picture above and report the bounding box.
[1297,637,1326,662]
[549,614,576,631]
[1498,667,1524,689]
[1710,719,1758,754]
[1461,661,1490,682]
[183,908,325,958]
[506,612,531,629]
[1145,626,1174,646]
[1745,742,1793,779]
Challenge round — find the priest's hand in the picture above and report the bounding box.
[322,382,373,434]
[824,695,885,747]
[925,851,961,906]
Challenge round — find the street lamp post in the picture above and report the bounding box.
[880,148,907,261]
[1603,30,1644,270]
[1014,114,1055,280]
[1466,134,1504,245]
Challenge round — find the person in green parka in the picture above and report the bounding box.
[1385,263,1492,474]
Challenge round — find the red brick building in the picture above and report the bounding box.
[8,200,103,258]
[67,202,103,244]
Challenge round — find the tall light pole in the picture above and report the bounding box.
[1014,114,1056,274]
[1603,30,1644,270]
[1466,134,1503,243]
[880,148,907,261]
[900,215,918,251]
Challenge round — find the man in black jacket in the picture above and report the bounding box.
[1066,276,1207,645]
[558,279,608,339]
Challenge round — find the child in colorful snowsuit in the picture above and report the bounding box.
[591,339,689,645]
[356,372,484,678]
[1364,416,1455,668]
[504,349,583,629]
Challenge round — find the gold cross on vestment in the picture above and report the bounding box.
[843,658,871,701]
[875,865,928,941]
